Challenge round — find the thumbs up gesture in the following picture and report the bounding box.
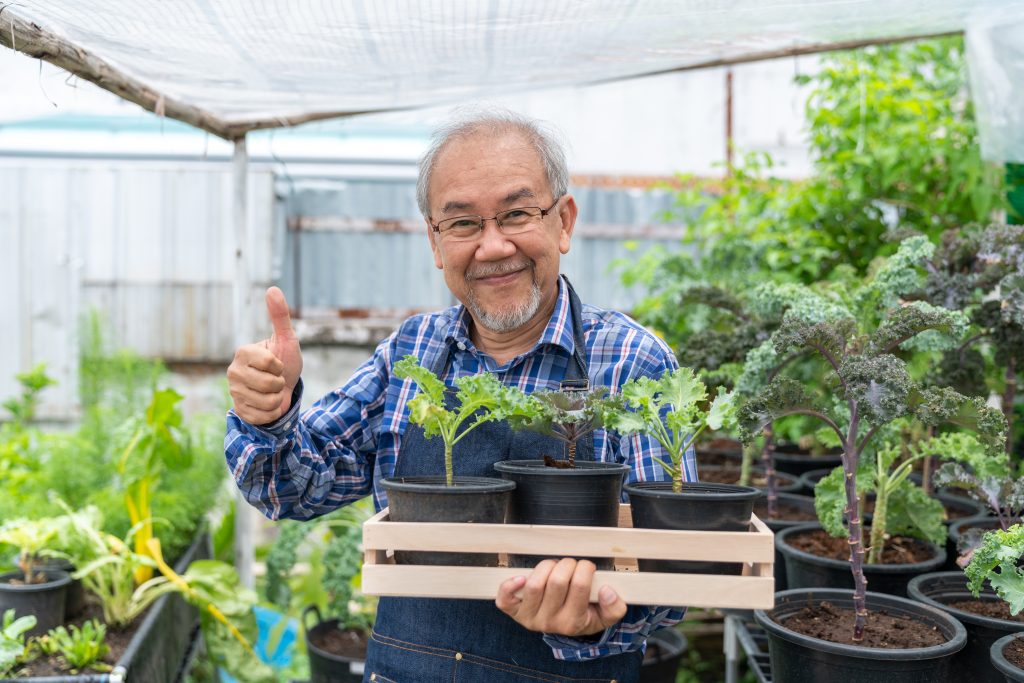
[227,287,304,425]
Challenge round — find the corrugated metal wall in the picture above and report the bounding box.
[0,160,276,419]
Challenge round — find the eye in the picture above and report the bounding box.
[503,210,529,219]
[449,218,480,229]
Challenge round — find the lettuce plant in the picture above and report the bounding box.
[39,620,111,673]
[395,355,517,486]
[739,301,1007,641]
[0,518,57,584]
[602,368,737,492]
[964,524,1024,616]
[0,609,36,677]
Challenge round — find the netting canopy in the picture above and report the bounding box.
[2,0,1023,142]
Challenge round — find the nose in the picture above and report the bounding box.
[474,218,516,260]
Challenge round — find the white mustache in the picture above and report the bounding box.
[467,261,532,280]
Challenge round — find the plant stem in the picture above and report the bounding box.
[444,443,454,487]
[739,442,755,487]
[1004,358,1016,456]
[844,409,869,642]
[867,474,888,565]
[762,427,777,518]
[568,441,576,468]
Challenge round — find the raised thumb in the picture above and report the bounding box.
[265,286,294,340]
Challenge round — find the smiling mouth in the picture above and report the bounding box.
[468,262,532,283]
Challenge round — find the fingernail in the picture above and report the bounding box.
[599,586,616,605]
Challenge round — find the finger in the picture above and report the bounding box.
[594,585,627,629]
[561,559,597,619]
[536,558,577,620]
[236,388,288,413]
[245,350,285,375]
[495,575,527,615]
[518,560,557,618]
[266,287,295,340]
[235,401,283,425]
[240,368,286,394]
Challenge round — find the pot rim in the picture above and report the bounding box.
[380,475,514,494]
[0,569,72,593]
[775,522,947,573]
[991,632,1024,680]
[624,480,762,501]
[907,571,1024,631]
[753,587,967,660]
[304,615,368,665]
[493,459,629,476]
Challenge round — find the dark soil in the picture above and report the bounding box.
[859,497,976,521]
[754,500,817,522]
[946,599,1024,622]
[787,529,936,564]
[10,601,144,677]
[777,600,947,648]
[1005,637,1024,670]
[310,626,369,660]
[542,455,574,469]
[701,468,794,488]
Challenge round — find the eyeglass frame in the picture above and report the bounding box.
[428,196,564,237]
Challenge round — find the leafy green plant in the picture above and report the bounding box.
[504,389,609,468]
[964,524,1024,616]
[0,518,57,584]
[394,355,515,486]
[116,388,191,583]
[1,364,56,428]
[38,620,111,673]
[933,433,1023,532]
[602,368,737,492]
[0,609,37,677]
[739,286,1007,640]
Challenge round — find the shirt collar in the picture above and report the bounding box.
[445,275,575,356]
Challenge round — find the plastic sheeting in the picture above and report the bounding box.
[967,11,1024,163]
[2,0,1023,140]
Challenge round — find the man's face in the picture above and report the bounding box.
[426,131,577,334]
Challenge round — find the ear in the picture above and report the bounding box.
[556,195,578,255]
[427,220,444,269]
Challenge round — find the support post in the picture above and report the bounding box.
[232,136,256,588]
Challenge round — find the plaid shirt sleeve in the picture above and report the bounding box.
[224,332,396,521]
[543,317,692,661]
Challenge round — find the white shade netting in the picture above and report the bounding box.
[2,0,1024,145]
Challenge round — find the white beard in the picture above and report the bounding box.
[467,281,543,333]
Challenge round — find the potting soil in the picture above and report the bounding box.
[947,599,1024,622]
[1006,638,1024,670]
[778,600,947,648]
[310,627,369,660]
[788,529,935,564]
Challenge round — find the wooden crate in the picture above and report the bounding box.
[362,504,775,610]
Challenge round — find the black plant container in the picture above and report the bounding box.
[380,475,515,566]
[754,588,966,683]
[493,460,627,569]
[36,558,85,619]
[754,492,817,592]
[0,569,70,638]
[638,626,688,683]
[769,444,844,478]
[798,467,834,496]
[907,572,1024,683]
[624,481,762,574]
[776,523,946,597]
[991,633,1024,682]
[303,605,366,683]
[947,515,1002,570]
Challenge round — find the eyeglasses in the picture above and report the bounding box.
[429,196,562,242]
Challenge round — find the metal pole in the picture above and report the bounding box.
[724,613,740,683]
[232,136,256,588]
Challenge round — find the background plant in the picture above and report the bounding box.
[964,523,1024,616]
[38,620,111,673]
[0,610,36,677]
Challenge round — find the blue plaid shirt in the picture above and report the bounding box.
[225,276,695,661]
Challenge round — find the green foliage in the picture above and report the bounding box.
[0,518,57,582]
[932,433,1023,528]
[0,609,37,677]
[1,364,57,427]
[39,620,111,673]
[964,524,1024,615]
[395,355,515,485]
[602,368,736,490]
[505,389,609,466]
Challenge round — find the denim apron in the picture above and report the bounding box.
[363,280,643,682]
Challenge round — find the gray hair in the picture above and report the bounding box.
[416,108,570,218]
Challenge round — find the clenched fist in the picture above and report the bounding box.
[227,287,303,425]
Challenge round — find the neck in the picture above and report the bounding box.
[470,295,557,366]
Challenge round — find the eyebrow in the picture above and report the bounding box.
[440,188,538,215]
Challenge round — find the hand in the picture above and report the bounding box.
[227,287,303,425]
[495,558,627,638]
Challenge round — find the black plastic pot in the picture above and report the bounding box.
[624,481,762,574]
[754,492,817,592]
[907,572,1024,683]
[991,633,1024,682]
[493,460,627,569]
[769,444,844,478]
[776,522,946,597]
[754,588,966,683]
[798,467,834,496]
[638,626,688,683]
[36,558,85,619]
[698,465,803,494]
[303,605,366,683]
[696,439,744,467]
[0,569,71,638]
[947,515,1002,570]
[380,475,514,566]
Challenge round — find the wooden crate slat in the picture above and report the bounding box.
[362,565,775,610]
[363,509,774,563]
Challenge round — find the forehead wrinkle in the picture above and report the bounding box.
[439,187,539,216]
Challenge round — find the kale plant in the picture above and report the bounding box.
[964,523,1024,616]
[504,388,609,468]
[739,298,1006,641]
[932,433,1023,532]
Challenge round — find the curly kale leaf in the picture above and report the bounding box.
[862,235,936,309]
[910,388,1007,454]
[931,347,988,398]
[964,524,1024,615]
[773,316,856,361]
[263,521,307,610]
[679,285,747,318]
[839,354,912,425]
[867,301,968,354]
[738,377,817,443]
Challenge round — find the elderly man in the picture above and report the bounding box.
[225,110,692,682]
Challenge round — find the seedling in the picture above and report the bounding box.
[39,620,111,673]
[504,388,608,468]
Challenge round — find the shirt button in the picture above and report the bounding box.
[456,341,467,351]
